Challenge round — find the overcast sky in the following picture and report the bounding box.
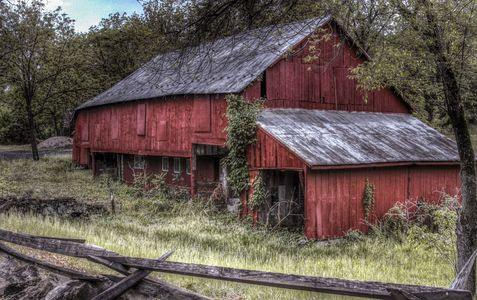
[44,0,143,32]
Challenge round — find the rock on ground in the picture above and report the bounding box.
[37,137,72,150]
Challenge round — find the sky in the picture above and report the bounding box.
[44,0,143,32]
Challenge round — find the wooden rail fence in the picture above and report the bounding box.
[0,228,473,300]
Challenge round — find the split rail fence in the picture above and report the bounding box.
[0,228,474,300]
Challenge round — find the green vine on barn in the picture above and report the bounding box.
[362,177,375,221]
[249,171,267,210]
[224,94,263,196]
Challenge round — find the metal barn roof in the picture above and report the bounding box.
[257,109,459,166]
[77,17,329,111]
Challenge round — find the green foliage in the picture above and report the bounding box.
[362,177,375,221]
[248,171,268,210]
[0,1,96,145]
[382,205,408,237]
[347,1,477,128]
[224,94,263,196]
[376,196,459,241]
[344,229,365,243]
[130,171,189,201]
[0,156,461,298]
[408,200,459,267]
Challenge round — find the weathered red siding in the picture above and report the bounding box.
[247,128,306,170]
[243,24,410,113]
[305,165,461,240]
[73,95,228,162]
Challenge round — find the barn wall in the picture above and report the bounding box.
[247,128,306,170]
[121,154,191,188]
[305,165,460,240]
[243,24,409,113]
[73,94,228,164]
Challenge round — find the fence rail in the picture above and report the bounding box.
[0,228,472,300]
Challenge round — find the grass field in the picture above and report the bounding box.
[0,144,31,151]
[0,156,458,299]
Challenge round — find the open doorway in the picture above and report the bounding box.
[93,152,119,180]
[193,144,227,197]
[257,170,305,229]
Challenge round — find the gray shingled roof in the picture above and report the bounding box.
[257,109,459,166]
[77,17,329,110]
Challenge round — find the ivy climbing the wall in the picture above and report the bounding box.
[249,171,268,210]
[362,177,375,221]
[224,94,263,196]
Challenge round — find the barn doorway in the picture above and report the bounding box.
[192,144,227,197]
[257,170,305,229]
[93,152,119,180]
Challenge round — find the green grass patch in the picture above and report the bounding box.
[0,156,457,299]
[0,144,31,151]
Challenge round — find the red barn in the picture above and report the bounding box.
[73,17,461,240]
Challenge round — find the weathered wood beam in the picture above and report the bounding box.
[88,255,130,274]
[91,251,172,300]
[0,242,209,300]
[0,242,103,281]
[387,288,421,300]
[105,259,471,300]
[0,229,470,300]
[0,228,118,258]
[36,236,86,243]
[451,248,477,290]
[88,255,211,300]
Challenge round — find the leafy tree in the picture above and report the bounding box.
[347,0,477,292]
[0,1,77,159]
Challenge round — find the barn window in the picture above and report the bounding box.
[162,157,169,171]
[173,158,181,174]
[134,155,145,169]
[185,158,191,175]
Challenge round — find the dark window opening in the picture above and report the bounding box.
[260,71,267,98]
[173,158,181,174]
[162,157,169,171]
[134,155,145,169]
[186,158,191,175]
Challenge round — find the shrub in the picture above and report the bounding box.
[344,229,365,242]
[375,195,459,241]
[382,205,407,235]
[129,172,188,200]
[249,172,268,211]
[210,184,227,210]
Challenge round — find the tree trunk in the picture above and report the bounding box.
[25,100,39,161]
[423,4,477,294]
